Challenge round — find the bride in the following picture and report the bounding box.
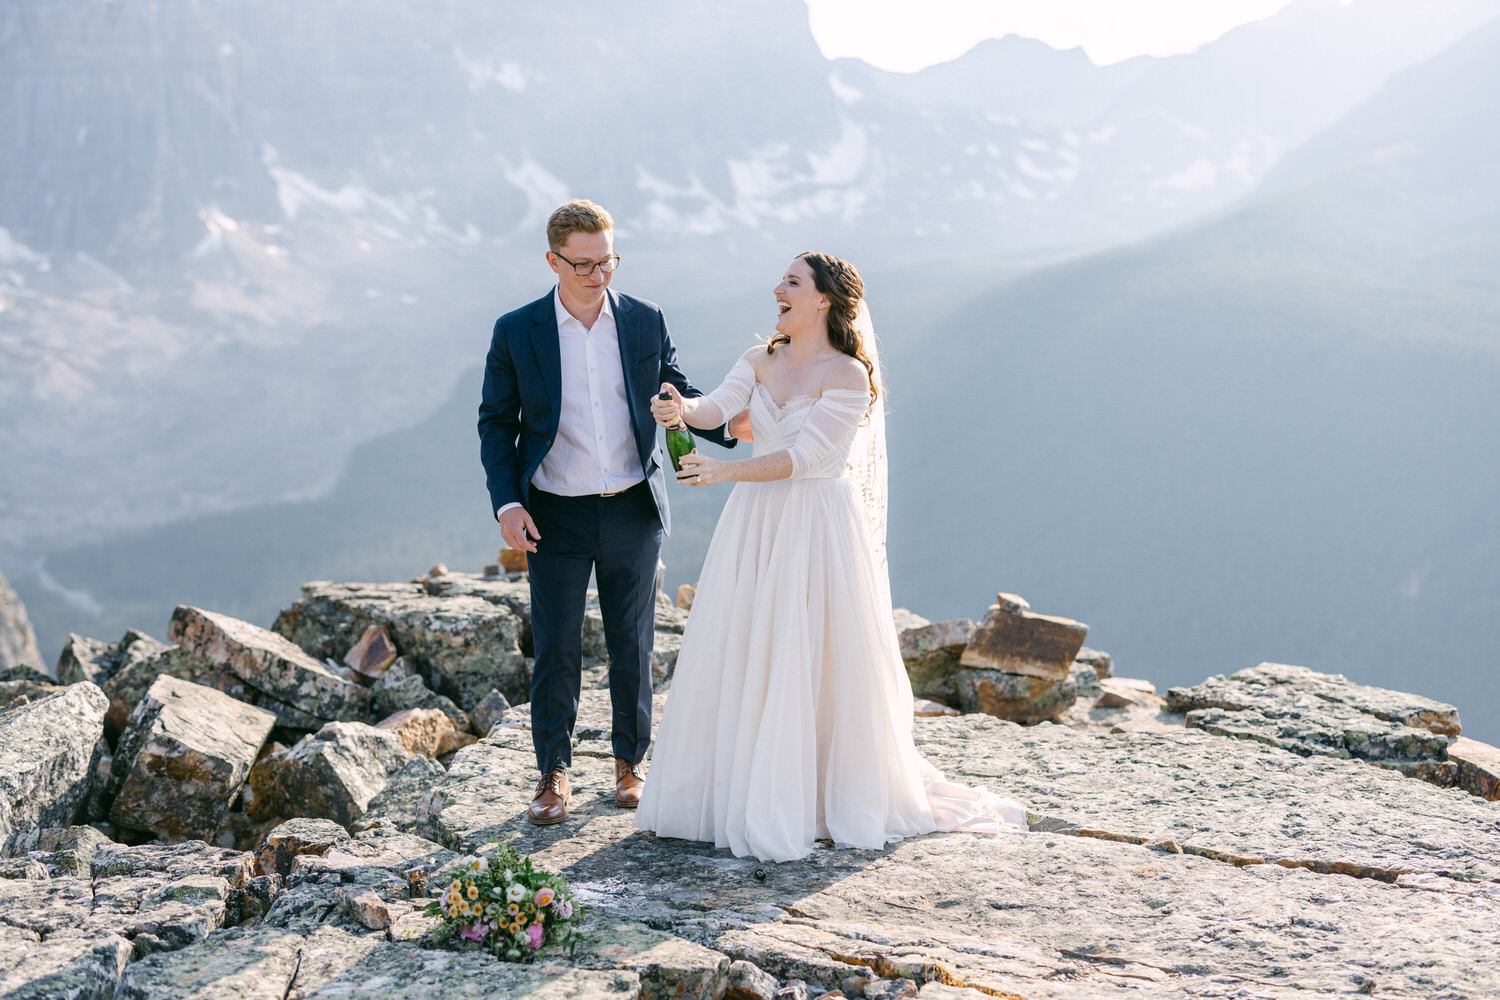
[634,252,1027,863]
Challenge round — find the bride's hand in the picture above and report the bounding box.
[678,450,726,487]
[652,383,687,427]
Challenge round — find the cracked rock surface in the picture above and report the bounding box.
[4,606,1499,997]
[413,688,1500,998]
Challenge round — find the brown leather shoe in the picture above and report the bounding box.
[614,758,644,808]
[528,768,569,826]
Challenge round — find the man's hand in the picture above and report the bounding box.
[728,409,753,443]
[499,506,541,553]
[650,383,684,428]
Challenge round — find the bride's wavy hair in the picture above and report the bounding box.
[767,251,881,406]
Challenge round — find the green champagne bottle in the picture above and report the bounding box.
[658,391,695,474]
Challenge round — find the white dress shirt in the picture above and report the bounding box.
[497,288,644,519]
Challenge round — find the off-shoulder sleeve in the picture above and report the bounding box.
[787,388,872,479]
[695,356,756,426]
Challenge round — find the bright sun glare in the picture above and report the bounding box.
[804,0,1309,71]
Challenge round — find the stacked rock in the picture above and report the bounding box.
[955,593,1087,724]
[893,593,1088,724]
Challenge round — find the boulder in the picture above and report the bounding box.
[955,669,1077,724]
[1165,664,1464,791]
[374,707,472,758]
[898,618,973,706]
[958,594,1088,682]
[466,688,511,736]
[168,606,369,729]
[361,756,449,832]
[2,825,114,878]
[677,583,696,610]
[101,636,248,742]
[0,665,61,709]
[0,682,108,836]
[56,633,117,687]
[58,629,241,742]
[0,570,43,672]
[725,959,780,1000]
[912,698,960,718]
[273,581,530,710]
[1074,646,1113,679]
[334,885,405,930]
[1095,677,1164,710]
[370,665,471,733]
[890,607,930,632]
[342,624,398,680]
[1067,660,1102,700]
[246,722,410,826]
[652,631,683,685]
[254,817,351,879]
[498,548,528,573]
[106,676,277,842]
[1450,737,1500,801]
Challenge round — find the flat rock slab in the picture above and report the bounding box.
[107,675,276,841]
[0,925,132,1000]
[116,924,309,1000]
[915,715,1500,882]
[296,940,640,999]
[0,681,107,836]
[0,840,262,997]
[1167,662,1462,736]
[416,692,1500,998]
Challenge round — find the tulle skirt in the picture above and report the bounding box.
[635,476,1026,862]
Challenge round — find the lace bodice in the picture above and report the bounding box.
[699,357,872,480]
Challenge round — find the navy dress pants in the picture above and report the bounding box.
[525,482,661,773]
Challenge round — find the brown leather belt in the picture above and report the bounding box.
[597,488,630,498]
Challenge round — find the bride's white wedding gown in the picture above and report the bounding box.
[635,356,1026,862]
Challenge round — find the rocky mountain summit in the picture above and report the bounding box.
[1,568,1498,998]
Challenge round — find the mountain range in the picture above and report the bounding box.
[2,0,1494,554]
[5,1,1500,738]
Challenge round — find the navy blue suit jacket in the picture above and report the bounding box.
[478,288,736,536]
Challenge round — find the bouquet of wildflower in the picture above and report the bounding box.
[423,842,580,962]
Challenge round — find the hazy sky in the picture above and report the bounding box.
[806,0,1311,70]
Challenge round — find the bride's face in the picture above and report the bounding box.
[773,257,828,337]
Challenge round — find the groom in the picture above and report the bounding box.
[478,199,736,825]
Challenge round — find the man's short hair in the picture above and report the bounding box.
[546,199,614,252]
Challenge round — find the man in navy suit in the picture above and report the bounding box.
[478,199,736,825]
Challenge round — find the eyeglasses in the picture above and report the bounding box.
[551,251,622,276]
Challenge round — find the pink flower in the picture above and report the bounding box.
[459,922,489,942]
[525,923,545,949]
[553,899,573,919]
[534,887,556,907]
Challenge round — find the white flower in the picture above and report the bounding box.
[506,883,527,903]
